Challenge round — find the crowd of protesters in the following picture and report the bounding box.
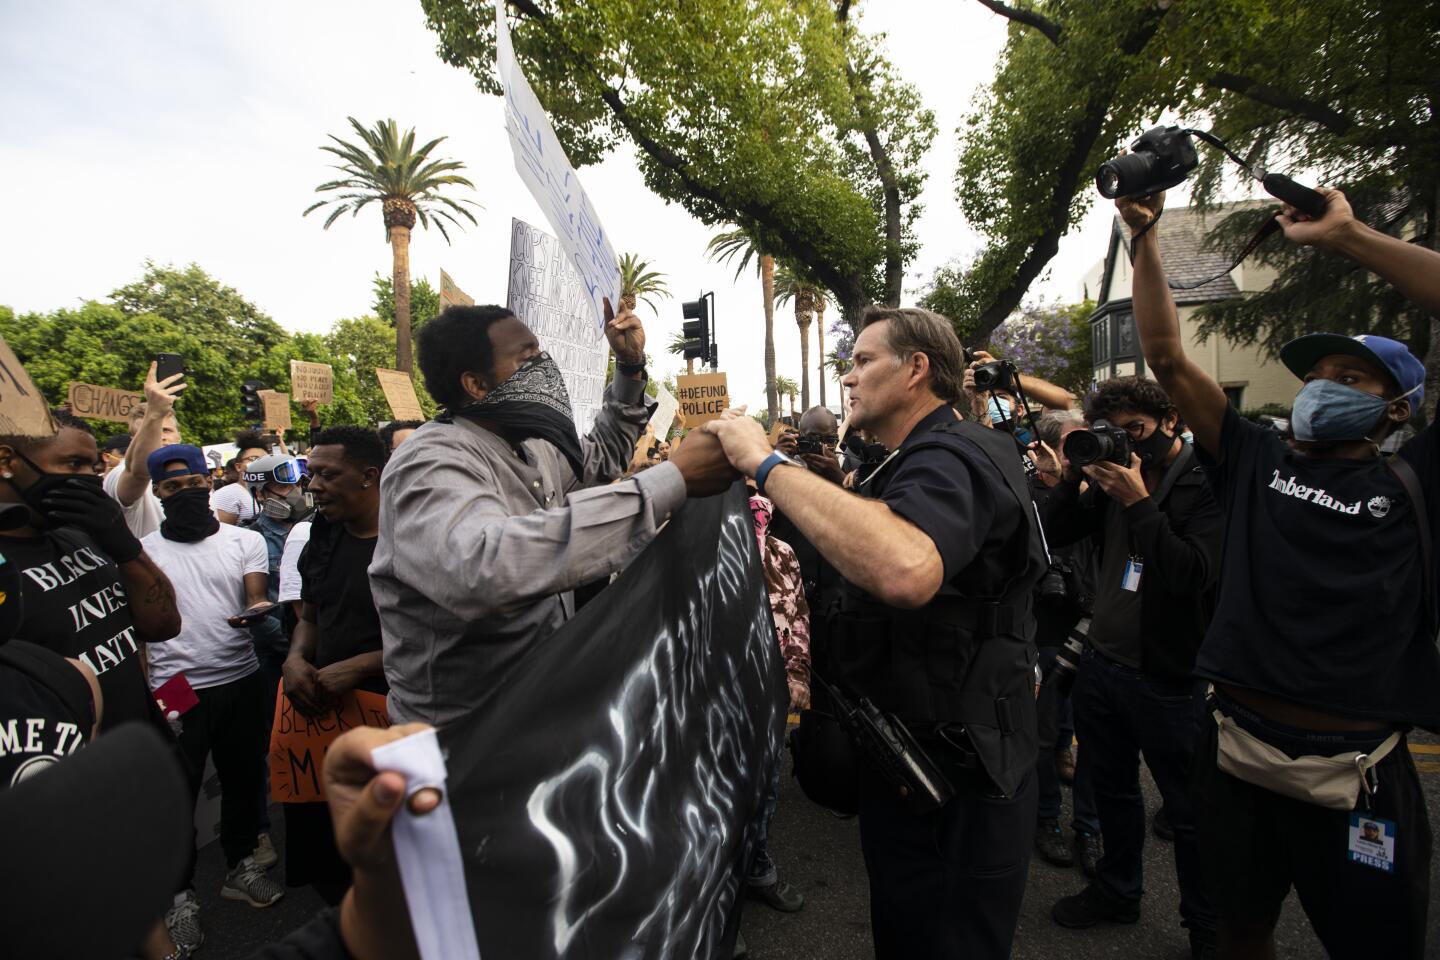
[1,183,1437,960]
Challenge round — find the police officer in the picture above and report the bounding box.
[704,306,1046,959]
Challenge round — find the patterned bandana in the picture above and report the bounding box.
[439,352,585,477]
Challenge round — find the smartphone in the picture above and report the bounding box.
[228,601,281,624]
[155,352,186,383]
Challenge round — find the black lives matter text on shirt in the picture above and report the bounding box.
[0,642,93,789]
[4,530,154,728]
[299,519,387,694]
[1197,406,1440,727]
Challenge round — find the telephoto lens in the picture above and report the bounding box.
[1041,633,1087,697]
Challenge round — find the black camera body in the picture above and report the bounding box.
[1095,126,1198,200]
[972,358,1019,394]
[795,436,826,456]
[1039,557,1072,606]
[1063,419,1132,468]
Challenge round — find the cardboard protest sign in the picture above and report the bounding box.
[0,336,55,439]
[376,368,425,421]
[256,390,292,432]
[288,360,334,405]
[381,485,782,960]
[67,382,144,423]
[767,420,787,446]
[269,688,390,803]
[507,219,609,433]
[676,372,730,427]
[439,269,475,309]
[494,0,620,333]
[648,382,679,441]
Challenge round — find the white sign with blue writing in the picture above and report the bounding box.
[493,0,620,334]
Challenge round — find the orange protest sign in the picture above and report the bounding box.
[269,687,389,803]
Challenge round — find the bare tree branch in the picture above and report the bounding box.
[973,0,1061,46]
[1206,72,1354,135]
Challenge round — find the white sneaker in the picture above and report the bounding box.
[251,831,278,869]
[220,856,285,908]
[164,890,204,956]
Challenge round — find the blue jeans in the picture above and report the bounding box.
[1073,648,1214,931]
[746,755,781,887]
[1036,646,1099,834]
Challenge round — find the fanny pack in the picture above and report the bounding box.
[1210,689,1401,811]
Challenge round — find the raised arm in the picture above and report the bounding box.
[1120,191,1230,458]
[1279,188,1440,319]
[569,299,653,488]
[116,363,186,506]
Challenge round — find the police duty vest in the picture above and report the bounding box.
[832,416,1047,798]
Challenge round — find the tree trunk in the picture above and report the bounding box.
[798,314,813,413]
[762,255,778,425]
[391,226,414,373]
[816,300,828,409]
[686,357,695,376]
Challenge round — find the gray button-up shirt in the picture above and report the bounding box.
[370,374,686,725]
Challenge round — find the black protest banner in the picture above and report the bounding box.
[403,484,784,959]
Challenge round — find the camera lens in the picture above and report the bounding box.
[1095,151,1156,199]
[1063,429,1105,467]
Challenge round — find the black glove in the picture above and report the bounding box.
[40,479,144,564]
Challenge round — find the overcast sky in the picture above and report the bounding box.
[0,0,1131,414]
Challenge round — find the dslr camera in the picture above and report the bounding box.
[796,433,837,457]
[964,348,1019,395]
[1063,419,1131,468]
[1095,126,1198,200]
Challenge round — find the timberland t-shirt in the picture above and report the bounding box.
[1197,406,1440,727]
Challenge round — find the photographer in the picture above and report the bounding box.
[1123,183,1440,959]
[1034,377,1221,954]
[705,306,1046,959]
[1026,410,1103,874]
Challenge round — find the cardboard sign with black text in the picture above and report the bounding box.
[0,337,55,438]
[67,382,144,423]
[288,361,334,405]
[676,372,729,427]
[376,368,425,421]
[257,390,292,432]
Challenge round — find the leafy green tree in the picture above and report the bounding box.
[708,228,778,423]
[324,315,439,424]
[988,300,1095,399]
[421,0,934,322]
[304,117,479,373]
[372,274,442,331]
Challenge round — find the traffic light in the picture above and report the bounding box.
[241,380,263,422]
[681,297,710,362]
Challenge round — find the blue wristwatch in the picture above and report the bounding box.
[755,451,805,495]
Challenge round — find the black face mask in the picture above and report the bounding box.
[160,487,220,542]
[6,452,102,528]
[1135,422,1178,467]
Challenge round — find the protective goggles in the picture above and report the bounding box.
[242,458,305,486]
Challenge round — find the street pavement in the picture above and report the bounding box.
[199,732,1440,959]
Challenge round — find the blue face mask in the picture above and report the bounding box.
[1290,378,1414,442]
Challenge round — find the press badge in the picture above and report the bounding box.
[1121,558,1143,592]
[1347,813,1397,873]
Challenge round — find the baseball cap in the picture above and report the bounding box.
[0,723,190,958]
[146,443,209,482]
[1279,333,1425,416]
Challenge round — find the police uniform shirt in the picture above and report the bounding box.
[867,404,1028,595]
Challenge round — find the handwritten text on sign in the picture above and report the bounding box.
[676,373,729,426]
[507,218,608,434]
[289,361,334,405]
[257,390,292,432]
[269,687,390,803]
[68,382,143,423]
[493,0,619,333]
[0,336,55,439]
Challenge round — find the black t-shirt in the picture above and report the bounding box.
[871,404,1028,596]
[1197,406,1440,726]
[3,529,156,729]
[0,641,94,789]
[1399,423,1440,600]
[299,520,386,693]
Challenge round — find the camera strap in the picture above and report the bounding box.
[1126,212,1282,291]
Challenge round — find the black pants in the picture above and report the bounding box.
[1073,649,1213,930]
[1035,646,1099,833]
[1195,696,1432,958]
[177,671,267,877]
[858,758,1036,959]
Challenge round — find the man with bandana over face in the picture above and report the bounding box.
[1123,182,1440,959]
[138,443,286,946]
[372,299,737,725]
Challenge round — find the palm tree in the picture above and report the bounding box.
[667,331,694,376]
[707,228,778,424]
[618,253,668,314]
[304,117,478,373]
[773,264,821,412]
[814,291,832,410]
[774,375,800,420]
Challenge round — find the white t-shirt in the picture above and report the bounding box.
[140,523,269,691]
[210,482,257,523]
[103,462,163,540]
[277,520,313,603]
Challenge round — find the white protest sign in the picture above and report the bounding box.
[507,218,609,435]
[494,0,620,333]
[648,383,679,440]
